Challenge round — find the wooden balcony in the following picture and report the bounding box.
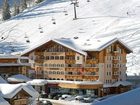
[65,60,75,64]
[35,52,44,55]
[113,51,120,56]
[13,99,28,105]
[112,75,119,79]
[65,68,83,72]
[84,68,99,72]
[112,68,119,72]
[83,75,99,80]
[35,59,44,63]
[65,52,75,56]
[112,59,119,64]
[86,59,98,64]
[65,75,83,80]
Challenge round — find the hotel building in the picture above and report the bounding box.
[22,37,132,96]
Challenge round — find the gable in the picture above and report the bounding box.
[98,39,132,54]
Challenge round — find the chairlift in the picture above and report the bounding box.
[26,39,30,43]
[38,24,42,29]
[24,34,28,38]
[1,37,4,39]
[40,29,43,33]
[74,36,79,39]
[64,9,68,15]
[52,17,56,24]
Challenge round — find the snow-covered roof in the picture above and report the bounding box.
[112,81,132,87]
[22,37,132,56]
[53,38,87,55]
[0,83,39,99]
[47,80,103,85]
[92,88,140,105]
[0,76,7,84]
[27,79,103,85]
[0,84,22,98]
[0,96,10,105]
[27,79,48,86]
[21,83,40,98]
[73,37,132,52]
[7,74,31,82]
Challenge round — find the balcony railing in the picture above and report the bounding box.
[35,52,44,55]
[0,63,31,66]
[86,59,98,64]
[13,99,28,105]
[112,60,119,64]
[112,75,119,79]
[65,52,75,56]
[65,60,75,64]
[65,75,83,79]
[85,64,98,68]
[112,68,119,71]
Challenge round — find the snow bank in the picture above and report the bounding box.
[92,88,140,105]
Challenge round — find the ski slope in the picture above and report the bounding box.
[0,0,140,75]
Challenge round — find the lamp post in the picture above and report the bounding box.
[71,0,79,20]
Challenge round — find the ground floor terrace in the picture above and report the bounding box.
[30,80,132,98]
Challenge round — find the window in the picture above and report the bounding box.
[107,72,108,76]
[53,71,56,74]
[44,64,48,67]
[55,56,59,60]
[50,56,54,60]
[77,56,80,60]
[60,56,64,60]
[57,71,60,74]
[46,56,49,60]
[49,71,52,74]
[61,64,64,67]
[91,72,96,75]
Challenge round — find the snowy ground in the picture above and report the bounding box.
[0,0,140,75]
[40,98,91,105]
[92,88,140,105]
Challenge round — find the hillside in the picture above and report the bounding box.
[0,0,140,75]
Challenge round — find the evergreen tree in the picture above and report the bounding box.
[35,0,43,4]
[2,0,11,20]
[13,0,20,16]
[21,0,27,11]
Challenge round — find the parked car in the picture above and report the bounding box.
[48,92,62,99]
[42,100,53,105]
[38,100,53,105]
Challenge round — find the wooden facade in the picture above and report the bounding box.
[9,89,31,105]
[24,39,132,96]
[0,57,30,79]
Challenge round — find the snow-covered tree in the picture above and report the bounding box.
[13,0,20,16]
[2,0,11,20]
[35,0,43,4]
[21,0,27,11]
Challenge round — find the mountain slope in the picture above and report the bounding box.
[0,0,140,75]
